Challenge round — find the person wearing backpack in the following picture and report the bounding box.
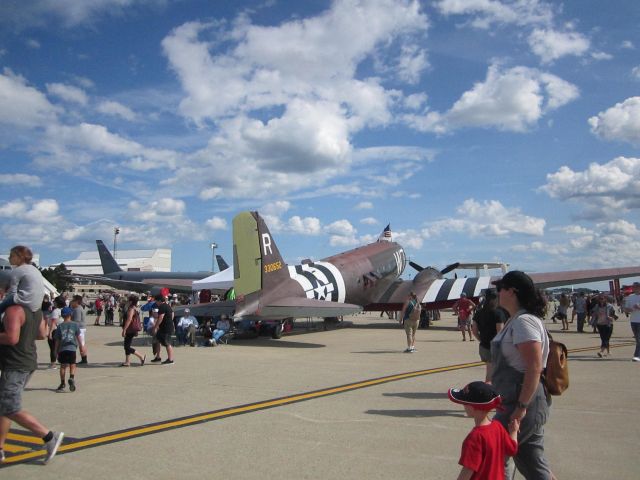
[491,271,556,480]
[399,292,421,353]
[121,295,145,367]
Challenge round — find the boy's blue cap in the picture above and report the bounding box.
[61,306,73,317]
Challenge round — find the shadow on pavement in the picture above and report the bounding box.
[351,350,405,354]
[229,339,326,349]
[383,391,448,400]
[366,408,465,418]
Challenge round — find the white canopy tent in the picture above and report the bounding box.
[191,267,234,291]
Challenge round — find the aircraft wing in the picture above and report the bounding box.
[258,297,362,319]
[65,274,194,293]
[368,276,493,311]
[368,265,640,311]
[527,266,640,289]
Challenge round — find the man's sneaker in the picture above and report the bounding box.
[150,357,162,363]
[56,383,65,392]
[410,346,416,352]
[0,448,5,463]
[68,378,76,392]
[632,357,640,362]
[43,432,64,464]
[161,359,174,365]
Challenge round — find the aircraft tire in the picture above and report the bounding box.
[272,321,284,339]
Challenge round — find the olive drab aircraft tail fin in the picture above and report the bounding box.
[232,211,289,297]
[96,240,122,274]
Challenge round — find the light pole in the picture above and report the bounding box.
[114,226,120,260]
[209,242,218,273]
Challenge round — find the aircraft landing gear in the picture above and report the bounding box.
[272,321,284,339]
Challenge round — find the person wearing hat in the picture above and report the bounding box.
[490,271,554,479]
[453,292,476,342]
[623,281,640,361]
[448,381,519,480]
[176,308,199,347]
[54,306,83,392]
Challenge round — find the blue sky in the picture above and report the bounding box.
[0,0,639,281]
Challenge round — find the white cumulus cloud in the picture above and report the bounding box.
[528,28,590,64]
[205,216,227,230]
[355,201,374,210]
[589,97,640,145]
[0,174,42,187]
[159,1,429,199]
[46,82,88,105]
[541,156,640,218]
[426,199,545,237]
[405,64,579,133]
[0,68,59,128]
[96,100,137,121]
[434,0,553,29]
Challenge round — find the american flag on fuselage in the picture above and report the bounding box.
[378,224,392,242]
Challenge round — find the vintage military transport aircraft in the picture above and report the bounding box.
[176,211,640,337]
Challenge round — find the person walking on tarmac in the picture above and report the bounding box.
[151,294,174,365]
[399,292,421,353]
[0,305,64,464]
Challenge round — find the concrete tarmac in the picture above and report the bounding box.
[2,312,639,479]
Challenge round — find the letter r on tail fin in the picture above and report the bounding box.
[232,211,289,297]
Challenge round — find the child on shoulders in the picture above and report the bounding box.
[0,245,45,317]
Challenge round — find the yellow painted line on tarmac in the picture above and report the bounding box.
[3,360,484,465]
[3,340,636,466]
[6,432,43,444]
[2,444,31,453]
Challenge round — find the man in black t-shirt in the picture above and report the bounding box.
[472,290,506,382]
[151,294,174,365]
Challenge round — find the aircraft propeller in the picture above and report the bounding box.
[409,261,460,275]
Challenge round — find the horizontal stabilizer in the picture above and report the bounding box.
[260,297,362,319]
[173,301,236,318]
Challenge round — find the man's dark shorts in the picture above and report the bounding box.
[0,370,33,416]
[57,350,77,365]
[156,331,172,347]
[479,344,492,363]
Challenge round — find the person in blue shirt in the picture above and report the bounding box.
[54,307,82,393]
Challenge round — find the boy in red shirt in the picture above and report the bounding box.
[448,381,519,480]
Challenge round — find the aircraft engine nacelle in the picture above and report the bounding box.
[412,267,441,287]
